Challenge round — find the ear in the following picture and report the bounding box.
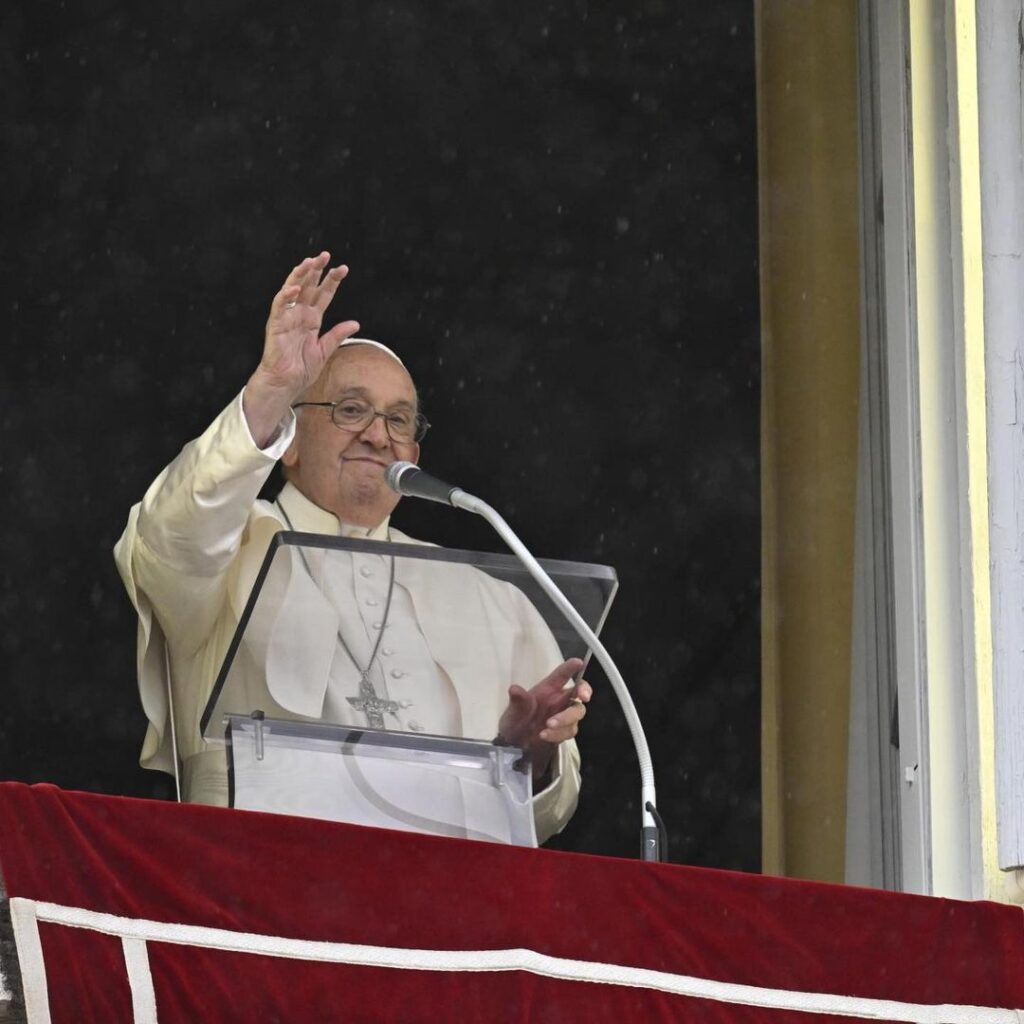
[281,437,299,469]
[409,441,420,466]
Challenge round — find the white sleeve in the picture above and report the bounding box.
[134,390,294,581]
[113,389,295,772]
[508,585,583,843]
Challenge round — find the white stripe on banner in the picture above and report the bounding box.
[121,937,158,1024]
[9,897,1024,1024]
[8,899,51,1024]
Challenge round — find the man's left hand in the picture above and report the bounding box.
[497,658,592,784]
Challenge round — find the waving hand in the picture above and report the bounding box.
[244,252,360,446]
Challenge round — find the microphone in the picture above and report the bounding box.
[385,461,466,507]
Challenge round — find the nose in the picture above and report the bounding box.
[358,412,392,448]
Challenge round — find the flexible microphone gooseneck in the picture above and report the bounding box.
[386,460,662,862]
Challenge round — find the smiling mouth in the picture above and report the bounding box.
[342,456,388,468]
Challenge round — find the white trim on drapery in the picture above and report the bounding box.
[8,897,1024,1024]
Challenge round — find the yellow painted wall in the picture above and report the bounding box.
[756,0,861,881]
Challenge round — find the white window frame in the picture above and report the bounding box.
[976,0,1024,878]
[853,0,1005,899]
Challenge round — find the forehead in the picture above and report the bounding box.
[317,346,417,405]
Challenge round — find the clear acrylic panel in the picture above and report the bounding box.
[226,715,537,845]
[201,531,618,744]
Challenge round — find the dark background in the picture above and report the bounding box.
[2,0,760,868]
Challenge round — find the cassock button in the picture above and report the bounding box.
[382,647,394,657]
[408,720,425,732]
[365,598,379,607]
[390,669,406,679]
[398,699,413,708]
[359,566,373,578]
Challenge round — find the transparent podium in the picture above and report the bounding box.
[200,531,617,847]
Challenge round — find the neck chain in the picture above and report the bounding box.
[276,498,399,729]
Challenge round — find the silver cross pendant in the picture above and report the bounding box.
[347,675,400,730]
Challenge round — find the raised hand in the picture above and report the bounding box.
[244,253,361,446]
[497,658,592,784]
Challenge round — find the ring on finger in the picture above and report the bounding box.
[284,300,297,309]
[568,696,585,708]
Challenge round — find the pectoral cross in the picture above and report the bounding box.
[347,674,400,729]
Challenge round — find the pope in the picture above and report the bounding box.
[116,251,592,841]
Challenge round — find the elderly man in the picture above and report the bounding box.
[115,252,590,842]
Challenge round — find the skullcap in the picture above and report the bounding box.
[337,337,405,367]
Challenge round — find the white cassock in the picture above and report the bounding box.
[114,391,581,843]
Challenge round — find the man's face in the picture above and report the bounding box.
[281,345,421,526]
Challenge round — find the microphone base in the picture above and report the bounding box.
[641,826,661,862]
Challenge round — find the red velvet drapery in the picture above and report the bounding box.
[0,783,1021,1022]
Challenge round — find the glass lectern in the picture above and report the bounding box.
[200,531,617,847]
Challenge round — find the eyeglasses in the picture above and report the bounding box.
[292,398,431,444]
